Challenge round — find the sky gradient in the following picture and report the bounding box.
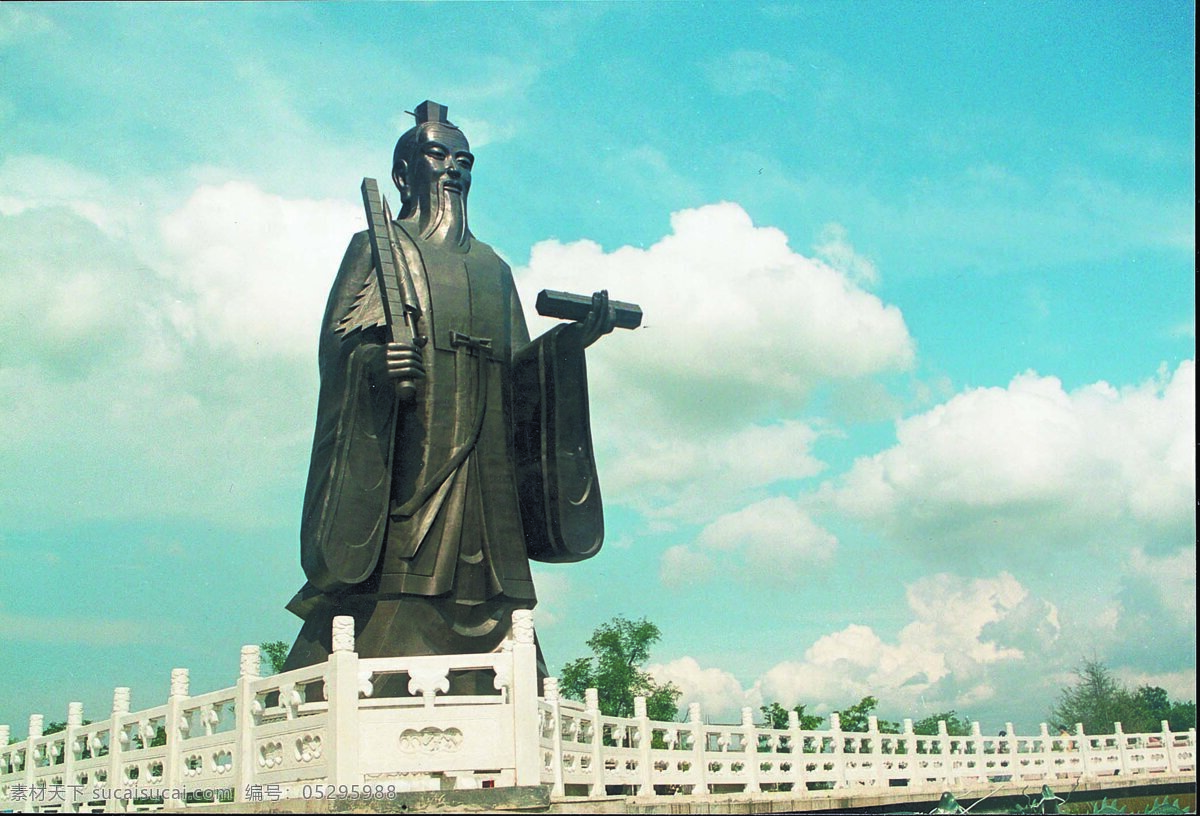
[1,2,1194,736]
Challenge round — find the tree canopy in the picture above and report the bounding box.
[912,711,973,736]
[260,641,290,675]
[835,695,901,733]
[558,616,681,721]
[1049,658,1196,734]
[760,701,824,730]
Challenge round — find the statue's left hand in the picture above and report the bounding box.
[578,290,617,348]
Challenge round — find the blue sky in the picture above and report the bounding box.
[1,2,1194,736]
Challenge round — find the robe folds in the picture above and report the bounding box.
[284,221,602,665]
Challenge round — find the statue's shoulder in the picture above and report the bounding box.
[336,230,373,274]
[466,236,512,274]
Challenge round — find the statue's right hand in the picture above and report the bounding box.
[386,342,426,381]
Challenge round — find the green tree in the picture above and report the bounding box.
[1134,685,1196,733]
[759,701,824,730]
[912,711,973,736]
[559,616,681,721]
[261,641,290,675]
[834,696,900,733]
[1166,699,1196,732]
[1049,658,1143,733]
[1051,660,1197,735]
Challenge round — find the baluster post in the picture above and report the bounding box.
[900,717,915,789]
[164,669,188,792]
[829,712,846,789]
[234,647,261,803]
[740,707,760,794]
[1074,722,1090,779]
[0,725,9,779]
[689,702,707,796]
[934,719,950,787]
[1003,721,1015,783]
[866,714,883,788]
[543,678,565,796]
[787,709,804,792]
[967,721,983,785]
[325,617,362,792]
[24,714,42,810]
[63,703,83,811]
[586,688,603,797]
[1184,727,1198,775]
[634,696,653,795]
[1112,721,1130,777]
[1037,723,1051,782]
[510,610,540,787]
[1160,720,1175,774]
[106,689,129,813]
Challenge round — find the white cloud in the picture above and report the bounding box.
[515,202,913,521]
[1126,547,1196,630]
[0,154,151,238]
[0,6,58,46]
[1100,546,1198,674]
[528,569,571,627]
[662,496,837,588]
[759,573,1060,718]
[451,116,517,149]
[1114,668,1197,706]
[607,420,826,521]
[704,50,796,98]
[698,496,836,562]
[0,168,352,524]
[643,572,1066,727]
[813,223,878,288]
[159,181,362,359]
[659,544,716,589]
[0,607,160,646]
[647,657,761,718]
[826,361,1196,552]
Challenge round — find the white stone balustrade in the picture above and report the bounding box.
[1,611,1194,812]
[535,697,1197,799]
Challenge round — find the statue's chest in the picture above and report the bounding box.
[417,244,509,362]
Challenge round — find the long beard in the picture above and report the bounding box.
[418,187,469,248]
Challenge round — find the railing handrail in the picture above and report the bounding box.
[2,615,1194,811]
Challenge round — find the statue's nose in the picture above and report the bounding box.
[446,164,462,178]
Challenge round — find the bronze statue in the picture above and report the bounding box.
[282,101,639,687]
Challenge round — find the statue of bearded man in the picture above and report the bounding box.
[282,102,616,685]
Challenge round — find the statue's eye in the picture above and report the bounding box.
[424,146,448,160]
[456,154,474,169]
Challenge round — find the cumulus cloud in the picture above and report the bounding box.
[646,572,1064,726]
[515,202,913,520]
[662,496,838,588]
[825,362,1196,553]
[527,568,571,627]
[0,155,138,236]
[0,160,354,524]
[647,657,761,717]
[160,180,361,359]
[0,607,159,646]
[659,544,716,589]
[606,420,827,520]
[1101,546,1198,674]
[813,223,879,288]
[704,50,797,98]
[759,573,1059,718]
[1125,547,1196,629]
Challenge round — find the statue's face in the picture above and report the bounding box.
[406,124,474,208]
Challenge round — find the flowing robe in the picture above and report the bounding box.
[284,221,601,665]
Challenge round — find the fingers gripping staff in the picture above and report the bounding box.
[361,177,427,402]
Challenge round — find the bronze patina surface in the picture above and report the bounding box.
[283,102,637,684]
